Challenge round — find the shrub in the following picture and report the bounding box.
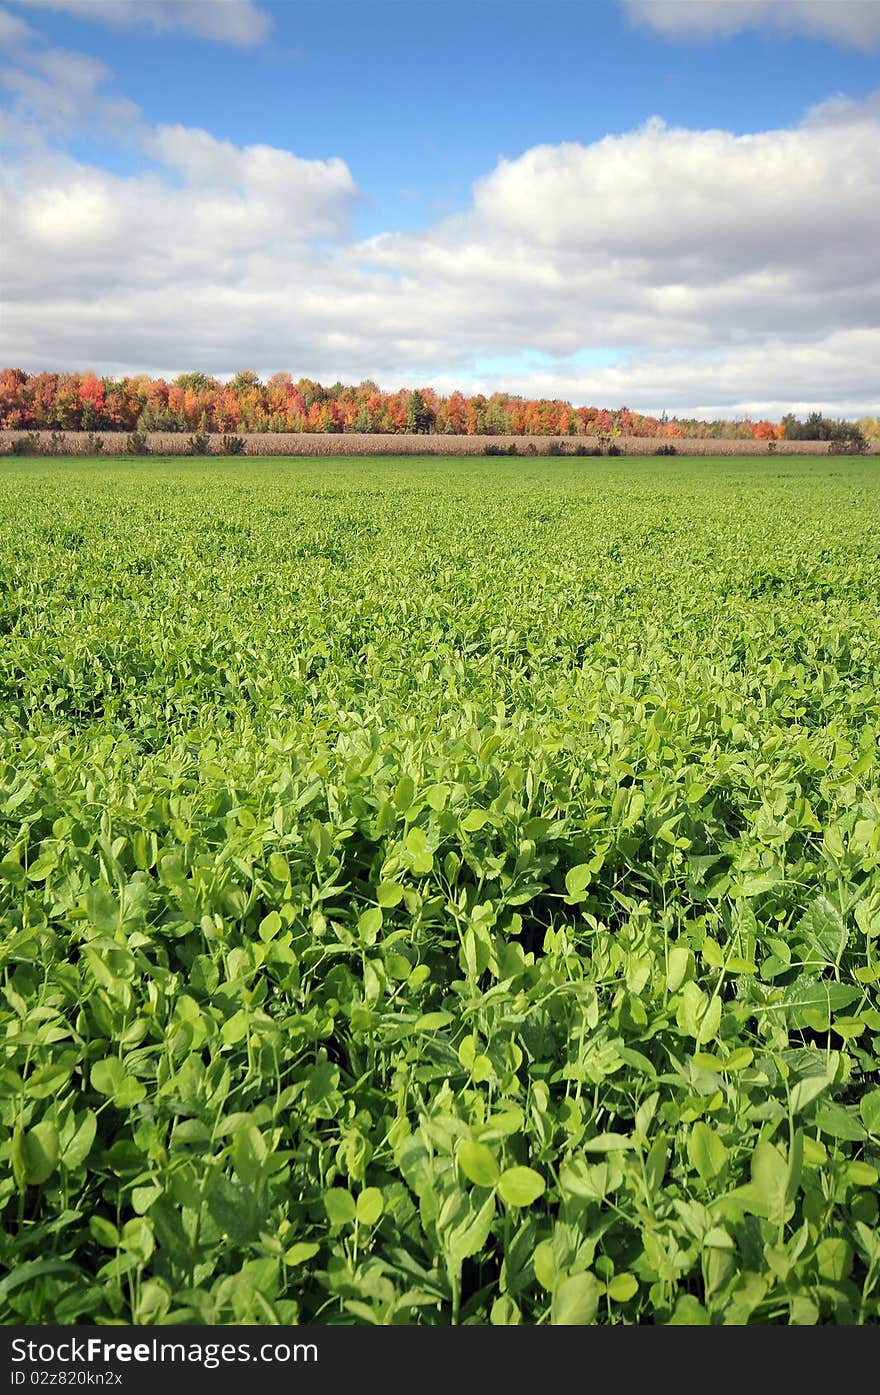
[125,431,150,456]
[186,432,212,456]
[9,433,41,456]
[86,433,105,455]
[221,434,246,456]
[547,442,566,456]
[607,443,622,456]
[655,443,678,456]
[574,444,601,457]
[833,422,868,455]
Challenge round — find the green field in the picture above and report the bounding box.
[2,454,879,1325]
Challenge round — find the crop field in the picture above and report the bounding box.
[1,452,879,1326]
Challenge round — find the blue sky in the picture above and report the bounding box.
[1,0,879,417]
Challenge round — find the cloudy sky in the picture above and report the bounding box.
[1,0,879,419]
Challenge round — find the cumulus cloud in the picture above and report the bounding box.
[0,7,142,140]
[9,0,271,46]
[144,124,358,231]
[3,138,360,309]
[0,48,140,136]
[0,5,32,43]
[358,102,880,356]
[1,19,878,418]
[623,0,880,50]
[444,330,880,421]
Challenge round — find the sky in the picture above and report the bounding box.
[0,0,879,420]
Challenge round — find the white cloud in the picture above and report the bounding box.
[1,18,878,419]
[9,0,271,46]
[0,48,140,135]
[443,330,880,421]
[0,8,142,139]
[623,0,880,50]
[0,5,33,44]
[357,101,880,357]
[3,138,359,304]
[145,124,357,234]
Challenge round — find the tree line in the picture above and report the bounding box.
[0,369,874,446]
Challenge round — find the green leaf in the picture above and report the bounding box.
[89,1215,120,1248]
[796,896,848,967]
[565,863,592,900]
[61,1109,97,1170]
[358,906,383,943]
[497,1166,545,1207]
[816,1238,852,1283]
[749,1139,789,1225]
[258,910,282,942]
[445,1191,496,1263]
[789,1072,833,1115]
[490,1295,521,1325]
[324,1188,356,1227]
[377,880,405,908]
[25,1057,76,1099]
[533,1240,556,1291]
[231,1124,267,1185]
[285,1242,319,1266]
[859,1089,880,1134]
[697,994,722,1043]
[582,1132,634,1153]
[606,1272,638,1302]
[414,1011,453,1032]
[667,945,690,992]
[0,857,26,886]
[121,1216,155,1262]
[221,1009,251,1045]
[668,1295,711,1325]
[457,1139,501,1188]
[0,1260,78,1305]
[724,1048,754,1071]
[678,980,705,1034]
[687,1121,728,1182]
[14,1120,59,1185]
[85,885,120,932]
[393,776,415,812]
[814,1101,865,1141]
[90,1057,123,1097]
[551,1272,600,1325]
[355,1188,384,1226]
[267,853,290,883]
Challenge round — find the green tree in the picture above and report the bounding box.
[173,372,215,392]
[228,370,262,398]
[406,389,434,434]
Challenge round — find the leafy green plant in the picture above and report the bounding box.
[0,451,877,1326]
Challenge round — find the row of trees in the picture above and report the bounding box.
[1,369,875,443]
